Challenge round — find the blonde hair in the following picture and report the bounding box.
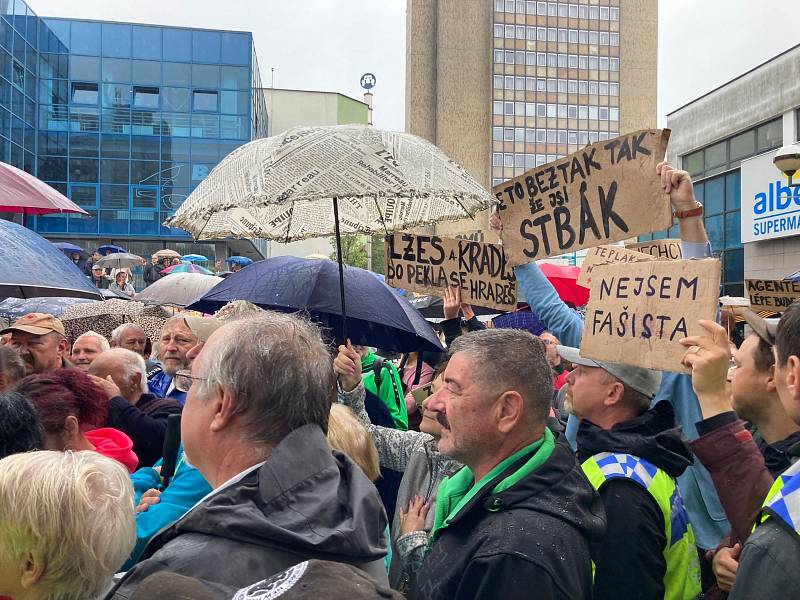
[0,451,135,600]
[327,404,380,481]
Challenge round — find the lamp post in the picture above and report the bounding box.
[774,143,800,187]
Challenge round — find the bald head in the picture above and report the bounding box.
[89,348,148,405]
[110,323,147,357]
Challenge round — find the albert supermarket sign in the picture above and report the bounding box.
[741,150,800,243]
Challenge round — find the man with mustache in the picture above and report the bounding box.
[409,329,605,600]
[147,316,198,404]
[2,313,69,375]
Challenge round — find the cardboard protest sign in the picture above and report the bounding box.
[384,232,516,310]
[747,279,800,313]
[494,129,672,266]
[626,239,683,260]
[580,258,721,372]
[577,245,656,288]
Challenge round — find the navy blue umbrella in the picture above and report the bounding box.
[0,220,102,300]
[98,244,127,255]
[53,241,84,254]
[187,256,444,353]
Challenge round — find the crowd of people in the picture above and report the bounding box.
[0,161,797,599]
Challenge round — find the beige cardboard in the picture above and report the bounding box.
[494,129,672,267]
[580,258,721,372]
[384,232,516,310]
[746,279,800,313]
[577,245,656,288]
[626,239,683,260]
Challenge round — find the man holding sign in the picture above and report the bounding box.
[490,158,731,561]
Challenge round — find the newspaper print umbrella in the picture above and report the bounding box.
[60,299,170,346]
[165,124,496,340]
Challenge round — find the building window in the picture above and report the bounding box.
[600,6,609,19]
[71,82,98,105]
[12,60,23,89]
[568,29,578,43]
[133,86,159,109]
[568,4,578,18]
[610,7,620,20]
[610,83,619,96]
[589,6,599,19]
[610,33,620,46]
[492,152,503,167]
[504,102,514,115]
[493,75,503,89]
[757,118,783,151]
[503,127,514,141]
[505,25,514,38]
[494,24,503,37]
[192,90,218,112]
[493,127,503,141]
[610,58,620,72]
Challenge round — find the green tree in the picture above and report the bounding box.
[330,234,368,269]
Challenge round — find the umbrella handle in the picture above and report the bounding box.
[333,197,347,343]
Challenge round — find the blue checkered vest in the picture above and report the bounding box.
[582,452,701,600]
[758,459,800,533]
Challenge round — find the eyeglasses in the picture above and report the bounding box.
[174,369,208,393]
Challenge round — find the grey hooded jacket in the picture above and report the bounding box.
[105,424,389,599]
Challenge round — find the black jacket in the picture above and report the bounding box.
[576,401,694,600]
[756,430,800,478]
[106,424,389,599]
[143,262,163,286]
[106,394,182,467]
[409,433,605,600]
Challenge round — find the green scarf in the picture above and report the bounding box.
[429,427,556,544]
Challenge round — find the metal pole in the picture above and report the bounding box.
[333,197,348,343]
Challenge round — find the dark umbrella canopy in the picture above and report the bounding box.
[0,296,96,320]
[187,256,444,353]
[408,294,505,319]
[98,244,127,255]
[53,242,84,253]
[0,220,102,300]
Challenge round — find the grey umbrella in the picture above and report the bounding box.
[93,252,144,270]
[136,272,223,307]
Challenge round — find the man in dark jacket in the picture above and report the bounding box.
[681,308,800,599]
[105,312,388,599]
[410,329,605,600]
[88,348,182,467]
[143,255,163,287]
[558,346,701,600]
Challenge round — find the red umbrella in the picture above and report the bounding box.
[0,161,88,219]
[537,262,590,307]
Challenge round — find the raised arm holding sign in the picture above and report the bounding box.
[494,129,673,266]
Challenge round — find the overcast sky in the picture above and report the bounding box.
[32,0,800,131]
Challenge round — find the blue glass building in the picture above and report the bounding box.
[0,0,268,259]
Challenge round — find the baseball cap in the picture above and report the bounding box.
[743,309,778,346]
[182,316,222,343]
[556,345,662,398]
[91,264,103,271]
[1,313,65,337]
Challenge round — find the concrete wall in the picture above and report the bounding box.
[620,0,658,134]
[263,88,369,137]
[666,45,800,164]
[405,0,493,238]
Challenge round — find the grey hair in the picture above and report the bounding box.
[110,323,146,345]
[74,331,111,353]
[100,348,148,395]
[0,347,26,385]
[198,312,333,445]
[449,329,553,424]
[214,300,265,322]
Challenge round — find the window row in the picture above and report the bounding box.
[493,75,619,96]
[493,127,617,146]
[37,158,225,188]
[493,102,619,120]
[494,1,620,21]
[494,50,619,71]
[37,132,244,163]
[38,57,250,90]
[494,24,619,45]
[34,210,189,237]
[39,19,251,66]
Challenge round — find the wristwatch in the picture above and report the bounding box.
[673,201,703,219]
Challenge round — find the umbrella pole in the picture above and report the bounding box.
[333,197,348,343]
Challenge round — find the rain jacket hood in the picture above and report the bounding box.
[85,427,138,473]
[577,400,694,479]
